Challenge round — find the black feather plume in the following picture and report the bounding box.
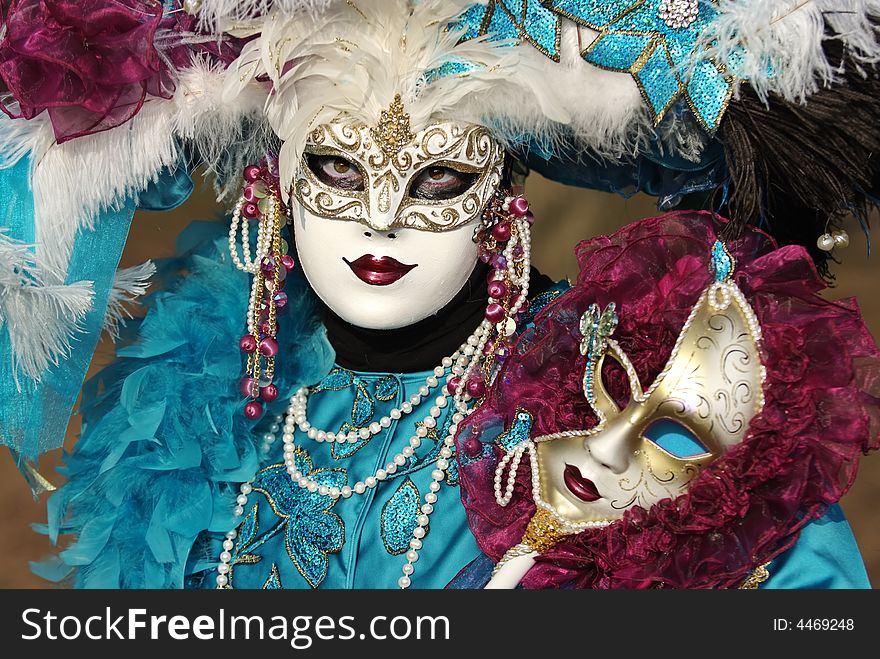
[718,34,880,277]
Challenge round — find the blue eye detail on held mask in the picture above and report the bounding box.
[643,418,710,458]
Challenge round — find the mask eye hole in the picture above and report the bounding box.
[643,419,710,459]
[408,165,478,201]
[306,153,365,192]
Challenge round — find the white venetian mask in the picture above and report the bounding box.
[290,101,506,330]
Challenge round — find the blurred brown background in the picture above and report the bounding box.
[2,173,878,588]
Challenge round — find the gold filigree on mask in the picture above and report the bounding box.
[488,248,768,585]
[533,280,764,529]
[371,94,414,157]
[293,114,505,232]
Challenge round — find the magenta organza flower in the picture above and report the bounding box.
[0,0,171,142]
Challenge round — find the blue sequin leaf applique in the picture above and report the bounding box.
[711,240,735,282]
[494,409,534,452]
[226,502,281,589]
[451,0,562,61]
[230,503,270,566]
[350,383,374,426]
[237,502,260,549]
[381,478,424,555]
[251,448,347,589]
[374,375,400,402]
[313,368,355,392]
[262,563,283,590]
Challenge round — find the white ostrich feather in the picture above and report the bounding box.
[2,53,272,385]
[172,56,273,200]
[102,260,157,343]
[222,0,659,198]
[703,0,880,102]
[0,112,53,170]
[0,229,95,389]
[194,0,330,31]
[28,53,274,280]
[30,99,179,279]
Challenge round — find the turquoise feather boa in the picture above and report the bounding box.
[33,221,335,588]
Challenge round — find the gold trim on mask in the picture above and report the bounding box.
[522,507,569,553]
[532,281,765,528]
[293,113,505,233]
[739,563,771,589]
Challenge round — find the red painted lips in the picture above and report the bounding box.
[344,254,417,286]
[563,464,601,502]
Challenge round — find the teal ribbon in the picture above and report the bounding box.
[1,156,136,471]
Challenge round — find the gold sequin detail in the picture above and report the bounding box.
[738,563,770,589]
[522,508,568,553]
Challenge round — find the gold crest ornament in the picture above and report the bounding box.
[371,94,415,157]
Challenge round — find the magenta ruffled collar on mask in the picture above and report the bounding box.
[455,211,880,589]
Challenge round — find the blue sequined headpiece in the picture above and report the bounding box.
[454,0,734,132]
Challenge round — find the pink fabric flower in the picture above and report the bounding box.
[1,0,175,142]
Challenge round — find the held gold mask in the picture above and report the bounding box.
[493,243,765,535]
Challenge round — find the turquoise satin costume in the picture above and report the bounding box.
[186,367,481,589]
[35,221,872,589]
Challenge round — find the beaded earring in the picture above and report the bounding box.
[229,161,296,420]
[448,190,534,412]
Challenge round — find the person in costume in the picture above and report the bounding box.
[0,0,878,589]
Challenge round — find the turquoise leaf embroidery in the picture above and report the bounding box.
[380,478,423,555]
[252,448,346,588]
[313,368,355,392]
[451,0,562,61]
[547,0,731,131]
[262,564,283,589]
[495,409,534,451]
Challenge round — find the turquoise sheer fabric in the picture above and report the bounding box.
[0,156,135,460]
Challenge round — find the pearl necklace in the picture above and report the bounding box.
[289,369,449,445]
[281,393,461,500]
[217,330,488,589]
[218,194,534,589]
[217,393,469,589]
